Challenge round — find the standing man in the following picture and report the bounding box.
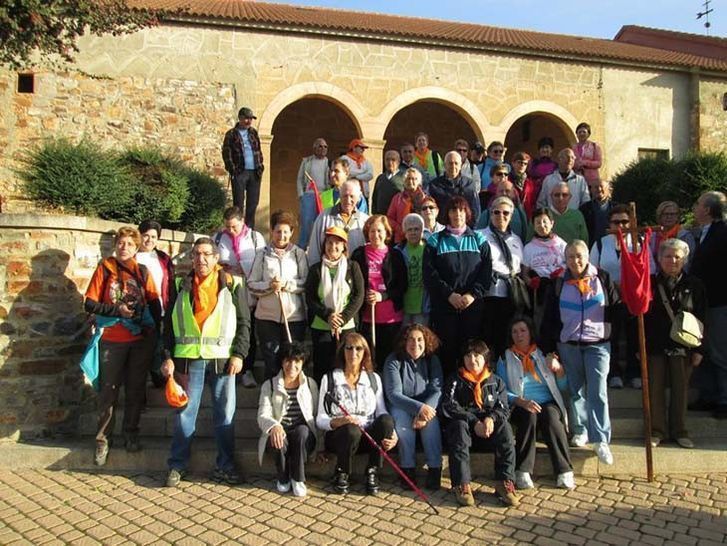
[339,139,374,201]
[580,179,613,248]
[428,151,480,227]
[162,237,251,487]
[537,148,590,211]
[371,150,405,215]
[222,107,264,228]
[296,138,330,248]
[455,139,482,193]
[400,142,429,189]
[690,191,727,419]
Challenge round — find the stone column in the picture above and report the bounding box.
[256,133,274,238]
[363,137,386,206]
[689,68,701,152]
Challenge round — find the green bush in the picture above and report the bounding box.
[175,168,226,233]
[20,138,135,218]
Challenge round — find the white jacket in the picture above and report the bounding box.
[248,244,308,323]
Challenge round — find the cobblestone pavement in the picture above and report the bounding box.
[0,470,725,545]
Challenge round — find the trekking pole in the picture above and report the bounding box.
[370,302,377,362]
[324,393,439,515]
[276,290,292,343]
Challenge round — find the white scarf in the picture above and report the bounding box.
[321,256,350,314]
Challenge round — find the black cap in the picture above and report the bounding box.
[238,107,256,119]
[473,141,485,153]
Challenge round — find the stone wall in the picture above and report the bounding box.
[0,70,236,212]
[0,213,198,440]
[700,78,727,154]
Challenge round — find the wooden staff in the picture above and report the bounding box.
[370,301,377,362]
[276,290,292,344]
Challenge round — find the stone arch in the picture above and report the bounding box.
[498,102,578,161]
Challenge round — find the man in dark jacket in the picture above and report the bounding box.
[580,179,613,248]
[221,107,265,227]
[428,151,480,226]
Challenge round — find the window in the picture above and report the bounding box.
[17,73,34,94]
[637,148,669,161]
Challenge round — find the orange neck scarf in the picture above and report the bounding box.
[511,344,541,383]
[346,150,365,168]
[566,274,594,297]
[193,265,222,328]
[459,366,491,408]
[414,147,430,167]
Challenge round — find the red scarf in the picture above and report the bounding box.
[566,275,595,297]
[459,367,491,408]
[511,345,541,383]
[346,150,365,168]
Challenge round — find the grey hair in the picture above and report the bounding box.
[404,167,422,184]
[490,196,515,211]
[340,179,361,197]
[700,191,726,220]
[658,238,689,260]
[565,239,589,256]
[444,150,461,163]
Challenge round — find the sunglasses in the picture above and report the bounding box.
[610,219,629,226]
[491,149,504,154]
[552,193,570,198]
[345,345,365,352]
[492,210,511,216]
[421,205,437,211]
[456,148,468,153]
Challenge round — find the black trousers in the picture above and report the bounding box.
[511,404,572,475]
[324,415,395,474]
[608,307,639,381]
[446,418,516,486]
[311,327,355,383]
[232,170,261,228]
[96,335,155,444]
[360,321,402,371]
[269,423,316,483]
[482,296,517,361]
[257,319,307,380]
[432,300,484,378]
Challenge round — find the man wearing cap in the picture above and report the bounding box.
[455,139,482,193]
[428,151,480,227]
[339,139,374,200]
[222,107,265,228]
[307,180,369,265]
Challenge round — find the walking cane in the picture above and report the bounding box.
[370,301,377,362]
[276,290,292,344]
[324,393,440,515]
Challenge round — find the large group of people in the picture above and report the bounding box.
[82,117,727,508]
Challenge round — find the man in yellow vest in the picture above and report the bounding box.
[161,237,251,487]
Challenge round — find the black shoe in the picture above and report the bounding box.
[94,443,109,466]
[166,469,185,488]
[365,466,380,496]
[124,435,141,453]
[333,468,349,494]
[399,468,416,490]
[688,399,717,412]
[211,468,242,485]
[714,405,727,419]
[425,467,442,490]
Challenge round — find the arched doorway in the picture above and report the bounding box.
[270,98,358,217]
[503,112,572,162]
[383,100,478,159]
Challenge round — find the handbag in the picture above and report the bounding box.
[657,283,703,348]
[505,273,532,313]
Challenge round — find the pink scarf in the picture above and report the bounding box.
[224,225,250,263]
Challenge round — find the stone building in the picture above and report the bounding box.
[1,0,726,228]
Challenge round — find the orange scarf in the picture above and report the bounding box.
[511,345,541,383]
[459,366,491,408]
[193,265,222,328]
[346,150,365,168]
[566,275,595,297]
[414,147,430,168]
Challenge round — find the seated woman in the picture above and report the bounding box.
[496,317,575,491]
[441,340,520,507]
[316,333,397,495]
[383,324,443,490]
[257,342,321,497]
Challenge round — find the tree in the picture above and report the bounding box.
[0,0,161,68]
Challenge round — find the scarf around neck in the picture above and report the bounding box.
[511,344,541,383]
[566,270,596,297]
[225,226,250,263]
[447,224,467,236]
[346,150,365,168]
[459,366,492,409]
[321,256,350,315]
[193,264,223,328]
[489,224,514,272]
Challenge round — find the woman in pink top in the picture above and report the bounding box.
[572,122,602,185]
[351,215,408,370]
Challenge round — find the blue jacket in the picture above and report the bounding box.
[423,227,492,314]
[383,353,443,417]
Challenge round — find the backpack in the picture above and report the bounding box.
[324,369,378,415]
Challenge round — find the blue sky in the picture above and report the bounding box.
[267,0,725,39]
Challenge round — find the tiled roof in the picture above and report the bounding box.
[614,25,727,61]
[129,0,727,73]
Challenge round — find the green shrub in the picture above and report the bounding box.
[20,138,135,218]
[176,168,226,233]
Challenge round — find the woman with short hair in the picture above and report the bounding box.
[572,122,603,185]
[387,167,427,244]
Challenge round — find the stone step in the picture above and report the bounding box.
[609,408,727,439]
[4,437,726,479]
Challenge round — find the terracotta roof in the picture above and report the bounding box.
[129,0,727,73]
[614,25,727,61]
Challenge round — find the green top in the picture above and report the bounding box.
[403,242,425,314]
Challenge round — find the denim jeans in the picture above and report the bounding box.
[558,341,611,444]
[708,306,727,406]
[390,407,442,469]
[297,192,318,250]
[403,313,429,327]
[168,359,237,472]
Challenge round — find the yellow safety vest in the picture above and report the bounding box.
[171,275,239,359]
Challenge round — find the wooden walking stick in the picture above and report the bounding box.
[277,290,292,344]
[370,301,377,362]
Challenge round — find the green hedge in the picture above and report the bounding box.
[612,152,727,224]
[21,139,226,233]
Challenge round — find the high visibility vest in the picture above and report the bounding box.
[171,275,239,359]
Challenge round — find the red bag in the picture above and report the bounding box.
[165,376,188,408]
[617,228,652,316]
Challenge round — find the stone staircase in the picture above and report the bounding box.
[4,365,727,479]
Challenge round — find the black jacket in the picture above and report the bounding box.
[691,220,727,308]
[304,259,365,327]
[440,370,510,429]
[579,199,612,249]
[350,244,408,313]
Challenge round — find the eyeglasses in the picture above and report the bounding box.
[345,345,365,352]
[552,193,570,198]
[610,219,629,226]
[317,144,328,148]
[456,148,468,153]
[494,172,508,177]
[193,251,216,258]
[421,205,437,211]
[515,160,529,165]
[491,149,504,154]
[492,210,511,216]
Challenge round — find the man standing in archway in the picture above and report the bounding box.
[429,151,480,227]
[222,107,265,228]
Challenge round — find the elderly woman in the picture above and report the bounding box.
[423,196,492,377]
[645,239,707,449]
[317,333,397,495]
[528,137,558,186]
[497,317,574,490]
[257,342,320,497]
[480,196,526,359]
[305,227,364,383]
[510,151,541,219]
[480,141,507,192]
[351,215,407,369]
[398,213,430,326]
[384,324,443,490]
[572,122,603,185]
[248,210,309,379]
[84,227,161,465]
[441,340,520,507]
[476,178,528,243]
[420,196,444,240]
[650,201,696,268]
[541,239,620,465]
[387,167,427,244]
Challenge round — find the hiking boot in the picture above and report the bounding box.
[454,483,475,507]
[124,434,141,453]
[494,480,521,507]
[166,469,185,488]
[333,468,349,494]
[365,466,380,495]
[94,442,109,466]
[425,467,442,491]
[399,468,416,490]
[211,467,242,485]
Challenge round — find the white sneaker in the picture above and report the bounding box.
[291,480,307,497]
[515,471,534,490]
[608,376,624,389]
[570,433,588,447]
[630,377,642,389]
[556,471,576,490]
[241,370,258,388]
[276,480,291,493]
[595,442,614,465]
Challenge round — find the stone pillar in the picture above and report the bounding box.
[256,133,274,238]
[689,69,701,152]
[363,137,386,205]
